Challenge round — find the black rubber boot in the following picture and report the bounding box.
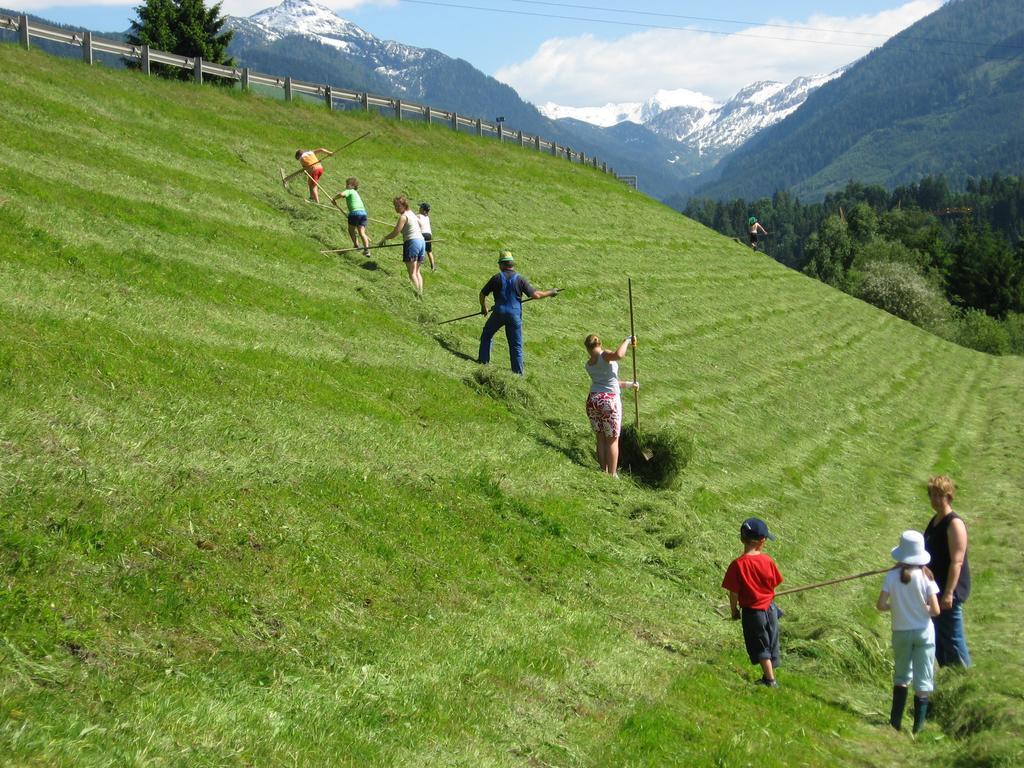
[890,686,908,730]
[913,694,929,734]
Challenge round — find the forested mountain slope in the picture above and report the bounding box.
[699,0,1024,201]
[1,43,1023,767]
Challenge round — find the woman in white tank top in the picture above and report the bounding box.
[584,334,639,477]
[381,196,427,297]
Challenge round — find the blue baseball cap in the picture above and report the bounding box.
[740,517,775,541]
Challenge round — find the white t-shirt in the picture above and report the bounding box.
[883,567,939,632]
[586,354,619,395]
[417,213,432,235]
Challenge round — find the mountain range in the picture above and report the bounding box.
[538,89,717,128]
[541,72,841,174]
[698,0,1024,201]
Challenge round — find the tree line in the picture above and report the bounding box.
[684,174,1024,355]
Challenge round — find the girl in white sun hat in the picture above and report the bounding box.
[876,530,941,734]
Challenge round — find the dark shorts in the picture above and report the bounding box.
[749,233,758,245]
[423,232,433,253]
[348,212,368,227]
[741,603,781,667]
[403,238,426,263]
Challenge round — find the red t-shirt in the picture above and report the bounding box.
[721,553,783,610]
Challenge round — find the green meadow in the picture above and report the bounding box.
[1,43,1022,766]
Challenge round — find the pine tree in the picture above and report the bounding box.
[128,0,234,81]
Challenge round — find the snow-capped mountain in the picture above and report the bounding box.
[248,0,373,45]
[654,72,843,155]
[543,71,843,159]
[229,0,432,97]
[539,89,717,128]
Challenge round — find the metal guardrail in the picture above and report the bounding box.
[2,13,625,179]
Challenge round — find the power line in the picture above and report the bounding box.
[506,0,1024,51]
[511,0,897,39]
[401,0,878,50]
[398,0,1024,58]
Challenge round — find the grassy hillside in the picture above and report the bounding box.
[1,43,1022,767]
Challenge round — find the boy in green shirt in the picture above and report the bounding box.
[332,177,371,256]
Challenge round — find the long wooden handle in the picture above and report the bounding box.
[716,566,895,616]
[628,277,639,431]
[283,131,372,183]
[437,310,484,325]
[321,239,444,255]
[775,566,893,597]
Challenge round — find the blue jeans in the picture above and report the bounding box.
[932,600,971,667]
[478,311,524,374]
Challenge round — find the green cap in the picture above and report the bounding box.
[748,216,758,225]
[498,250,514,264]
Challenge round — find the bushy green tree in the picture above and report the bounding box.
[128,0,234,81]
[803,215,854,287]
[954,308,1012,354]
[845,202,878,244]
[950,219,1023,318]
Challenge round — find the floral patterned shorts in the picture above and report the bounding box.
[586,392,621,438]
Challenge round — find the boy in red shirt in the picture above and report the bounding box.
[722,517,784,687]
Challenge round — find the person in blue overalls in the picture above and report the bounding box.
[478,251,559,374]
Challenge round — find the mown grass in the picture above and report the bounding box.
[1,43,1023,766]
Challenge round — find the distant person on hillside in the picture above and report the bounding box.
[721,517,784,688]
[583,333,639,478]
[332,177,371,257]
[381,196,426,298]
[295,147,331,204]
[923,475,972,668]
[417,202,436,272]
[748,216,768,250]
[478,251,559,375]
[877,530,941,734]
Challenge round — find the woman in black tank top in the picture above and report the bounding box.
[923,475,972,667]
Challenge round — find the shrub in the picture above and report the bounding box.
[854,260,951,331]
[1004,312,1024,355]
[954,309,1012,355]
[619,425,694,490]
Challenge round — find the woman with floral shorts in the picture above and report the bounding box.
[584,334,639,477]
[587,392,621,438]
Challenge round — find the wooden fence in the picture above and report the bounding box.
[2,13,637,185]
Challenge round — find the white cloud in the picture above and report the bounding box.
[495,0,942,106]
[15,0,132,7]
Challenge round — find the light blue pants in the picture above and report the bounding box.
[892,625,935,692]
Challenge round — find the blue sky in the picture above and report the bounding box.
[13,0,945,103]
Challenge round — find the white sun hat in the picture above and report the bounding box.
[891,530,931,565]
